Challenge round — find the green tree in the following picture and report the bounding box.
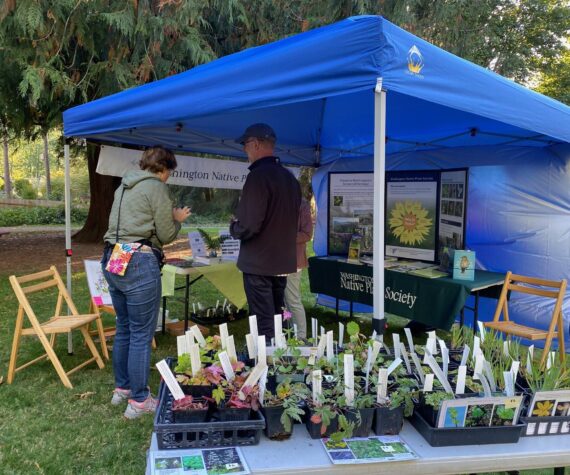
[536,49,570,105]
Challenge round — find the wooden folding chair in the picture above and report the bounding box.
[8,266,106,389]
[485,271,567,367]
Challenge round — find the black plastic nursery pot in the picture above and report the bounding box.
[306,408,339,439]
[343,407,375,438]
[179,383,215,399]
[260,405,293,440]
[173,406,209,424]
[373,405,404,435]
[214,406,251,422]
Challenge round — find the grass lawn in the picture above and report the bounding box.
[0,233,566,475]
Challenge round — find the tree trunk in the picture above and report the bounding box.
[2,130,11,198]
[43,131,51,198]
[73,143,121,243]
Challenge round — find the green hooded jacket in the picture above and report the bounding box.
[104,170,181,249]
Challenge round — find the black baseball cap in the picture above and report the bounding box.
[235,123,277,144]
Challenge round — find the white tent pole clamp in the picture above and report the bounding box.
[64,141,73,354]
[372,78,386,334]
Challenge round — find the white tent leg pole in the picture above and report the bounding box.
[65,142,73,354]
[372,80,386,334]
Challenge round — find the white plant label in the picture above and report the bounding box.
[503,340,510,358]
[400,342,412,374]
[226,335,237,362]
[245,333,257,360]
[177,335,188,357]
[423,373,434,392]
[456,365,467,395]
[393,333,401,360]
[156,359,185,400]
[438,338,447,354]
[460,345,470,367]
[326,331,334,362]
[548,352,556,369]
[258,366,268,405]
[426,330,437,340]
[473,354,484,380]
[510,360,520,380]
[344,353,355,406]
[293,323,298,339]
[312,370,323,403]
[371,340,382,367]
[339,322,345,347]
[423,338,437,363]
[411,351,425,384]
[274,315,283,347]
[425,351,454,394]
[320,326,325,338]
[387,358,403,377]
[239,362,266,400]
[257,335,267,364]
[477,321,487,342]
[219,323,229,349]
[477,372,493,397]
[191,325,206,347]
[442,347,449,378]
[473,336,481,361]
[218,351,235,381]
[377,368,388,402]
[404,328,415,355]
[185,329,195,349]
[249,315,258,341]
[316,334,326,359]
[311,318,317,341]
[503,371,515,397]
[190,343,201,377]
[482,360,497,392]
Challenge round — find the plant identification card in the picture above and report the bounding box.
[293,323,298,339]
[177,335,188,356]
[442,347,449,378]
[423,338,437,363]
[320,325,325,337]
[156,359,185,400]
[344,353,355,406]
[311,318,317,341]
[245,333,257,360]
[219,351,235,381]
[249,315,258,341]
[257,336,266,365]
[316,334,326,359]
[393,333,401,360]
[503,371,515,397]
[477,321,487,342]
[312,370,323,403]
[404,328,415,356]
[226,335,237,362]
[510,360,520,380]
[400,342,412,374]
[473,353,484,379]
[460,345,470,367]
[477,372,492,397]
[185,329,195,349]
[473,336,481,361]
[190,343,201,376]
[258,366,268,405]
[191,325,206,347]
[423,373,434,392]
[387,358,402,377]
[274,314,284,348]
[326,331,334,361]
[425,351,453,394]
[411,351,425,384]
[377,368,388,402]
[239,362,267,400]
[503,340,510,357]
[456,365,467,395]
[482,360,497,392]
[339,322,345,347]
[219,323,229,349]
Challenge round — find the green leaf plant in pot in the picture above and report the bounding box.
[373,376,418,435]
[171,394,209,424]
[261,378,310,440]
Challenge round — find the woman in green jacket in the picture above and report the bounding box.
[102,146,190,419]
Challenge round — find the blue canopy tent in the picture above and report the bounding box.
[63,16,570,345]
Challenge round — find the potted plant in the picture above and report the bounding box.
[171,394,209,423]
[305,389,339,439]
[210,369,260,422]
[374,378,417,435]
[416,391,454,427]
[261,378,309,439]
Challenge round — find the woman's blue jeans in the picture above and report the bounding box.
[102,249,161,402]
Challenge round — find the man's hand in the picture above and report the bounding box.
[173,206,191,223]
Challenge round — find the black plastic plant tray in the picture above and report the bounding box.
[520,416,570,437]
[409,411,524,447]
[154,382,265,450]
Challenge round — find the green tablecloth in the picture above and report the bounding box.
[308,256,505,330]
[161,261,247,309]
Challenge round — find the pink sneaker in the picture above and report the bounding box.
[124,396,158,419]
[111,388,131,406]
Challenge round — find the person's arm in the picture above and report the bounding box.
[230,173,268,241]
[297,201,313,244]
[151,182,183,245]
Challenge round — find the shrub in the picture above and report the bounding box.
[14,179,37,199]
[0,205,88,226]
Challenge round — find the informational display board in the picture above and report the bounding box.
[321,435,418,464]
[328,172,374,256]
[84,259,112,306]
[149,447,250,475]
[385,171,439,261]
[438,169,468,265]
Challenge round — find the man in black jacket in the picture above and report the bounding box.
[230,123,301,342]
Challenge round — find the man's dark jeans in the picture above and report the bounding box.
[243,273,286,341]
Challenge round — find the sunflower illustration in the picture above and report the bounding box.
[532,400,555,417]
[389,201,433,245]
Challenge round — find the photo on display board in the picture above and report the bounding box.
[528,390,570,418]
[437,169,468,265]
[328,172,374,255]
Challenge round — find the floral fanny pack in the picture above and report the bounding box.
[105,242,143,276]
